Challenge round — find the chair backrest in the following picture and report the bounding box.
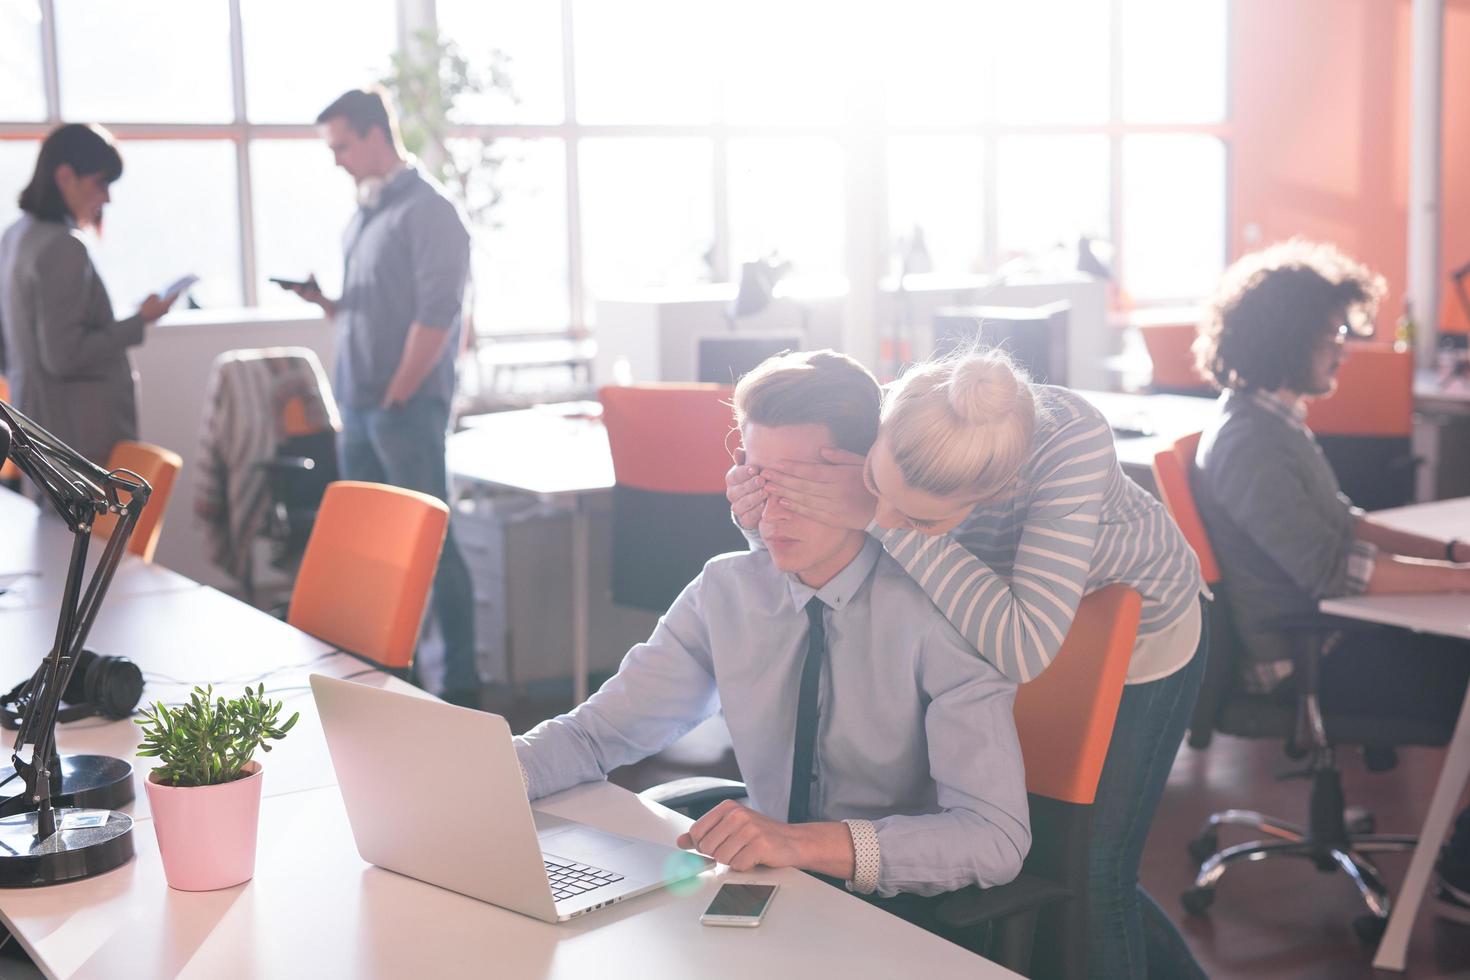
[93,440,183,563]
[1300,342,1417,510]
[1138,322,1212,394]
[1149,431,1221,585]
[1152,433,1256,750]
[599,384,748,611]
[1014,584,1141,806]
[1010,584,1140,980]
[287,481,448,670]
[281,394,320,438]
[1305,341,1412,437]
[600,384,737,494]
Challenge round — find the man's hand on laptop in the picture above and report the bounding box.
[676,800,855,880]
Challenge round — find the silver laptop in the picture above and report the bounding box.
[310,674,712,922]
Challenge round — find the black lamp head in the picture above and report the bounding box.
[0,416,10,467]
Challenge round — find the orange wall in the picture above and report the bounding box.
[1231,0,1470,332]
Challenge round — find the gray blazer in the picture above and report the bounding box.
[0,214,145,466]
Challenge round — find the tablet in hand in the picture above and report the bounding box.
[159,274,199,304]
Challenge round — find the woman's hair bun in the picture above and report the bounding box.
[947,351,1025,425]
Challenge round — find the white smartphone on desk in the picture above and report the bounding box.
[700,882,778,927]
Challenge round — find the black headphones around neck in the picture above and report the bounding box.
[0,650,144,730]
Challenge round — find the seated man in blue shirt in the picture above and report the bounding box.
[516,350,1029,900]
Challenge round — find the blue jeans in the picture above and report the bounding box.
[338,399,478,692]
[1087,599,1209,979]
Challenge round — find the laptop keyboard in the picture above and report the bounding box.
[544,856,625,903]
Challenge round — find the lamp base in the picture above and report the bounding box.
[0,807,132,886]
[0,755,134,816]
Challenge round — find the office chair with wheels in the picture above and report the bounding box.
[1153,432,1450,943]
[287,481,448,672]
[91,440,183,563]
[257,395,338,568]
[645,585,1142,980]
[599,385,749,613]
[195,347,339,602]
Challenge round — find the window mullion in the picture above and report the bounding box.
[561,0,583,332]
[1109,0,1125,298]
[39,0,60,123]
[228,0,256,307]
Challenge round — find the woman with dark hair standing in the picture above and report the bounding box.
[0,123,177,464]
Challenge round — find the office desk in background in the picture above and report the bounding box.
[449,404,613,705]
[1319,497,1470,971]
[1074,389,1218,490]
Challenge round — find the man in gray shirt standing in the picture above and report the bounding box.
[516,351,1029,915]
[286,87,477,706]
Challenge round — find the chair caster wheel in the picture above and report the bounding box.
[1352,914,1386,945]
[1181,887,1215,915]
[1187,831,1218,865]
[1345,805,1376,835]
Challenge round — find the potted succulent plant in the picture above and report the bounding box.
[136,685,298,891]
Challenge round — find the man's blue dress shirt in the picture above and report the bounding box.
[515,538,1030,897]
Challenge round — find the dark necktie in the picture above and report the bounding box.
[788,597,826,824]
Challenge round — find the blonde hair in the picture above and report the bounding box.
[881,347,1037,499]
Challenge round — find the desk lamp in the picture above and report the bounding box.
[0,400,148,885]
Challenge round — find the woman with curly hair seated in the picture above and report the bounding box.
[1192,238,1470,906]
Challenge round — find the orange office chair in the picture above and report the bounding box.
[599,384,748,612]
[1153,433,1443,943]
[287,481,448,671]
[1305,342,1416,510]
[936,584,1141,979]
[0,377,19,486]
[1138,322,1212,395]
[92,440,183,563]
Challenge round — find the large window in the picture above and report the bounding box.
[0,0,1228,330]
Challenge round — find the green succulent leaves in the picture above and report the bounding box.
[135,685,299,788]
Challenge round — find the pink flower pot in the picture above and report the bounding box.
[143,761,264,891]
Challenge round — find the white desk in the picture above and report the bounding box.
[1318,498,1470,970]
[0,780,1016,980]
[0,586,423,821]
[0,494,1017,979]
[449,405,613,705]
[0,489,199,612]
[1074,389,1219,483]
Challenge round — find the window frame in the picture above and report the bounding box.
[0,0,1232,335]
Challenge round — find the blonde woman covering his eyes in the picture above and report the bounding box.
[728,347,1207,979]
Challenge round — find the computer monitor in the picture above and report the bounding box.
[697,335,802,385]
[932,302,1070,385]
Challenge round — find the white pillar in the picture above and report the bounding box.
[1408,0,1444,367]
